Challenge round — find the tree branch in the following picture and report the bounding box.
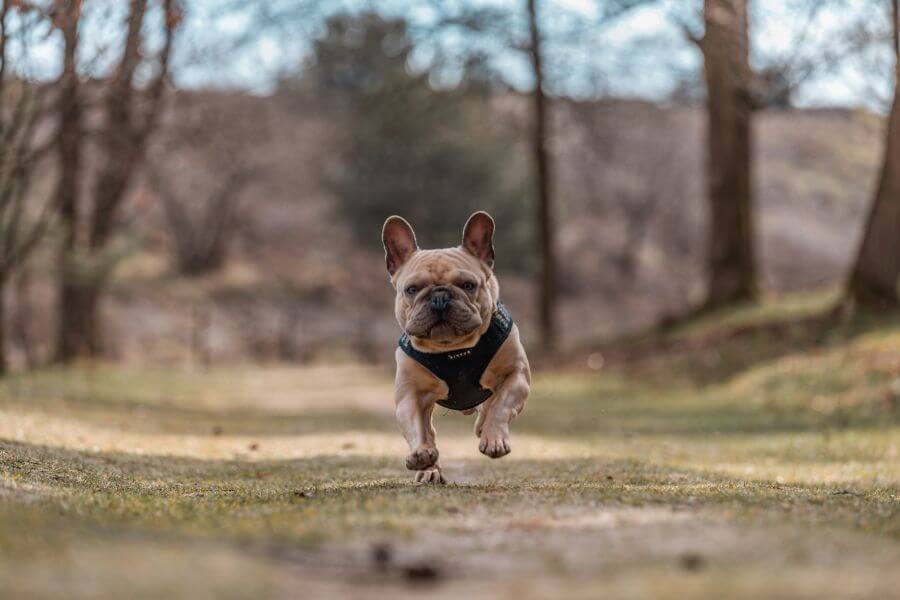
[136,0,181,142]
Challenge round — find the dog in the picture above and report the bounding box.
[382,211,531,484]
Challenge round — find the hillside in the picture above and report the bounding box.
[12,92,885,366]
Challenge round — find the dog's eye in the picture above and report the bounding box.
[405,285,419,296]
[461,281,477,292]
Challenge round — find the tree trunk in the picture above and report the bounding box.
[54,0,179,362]
[90,0,148,251]
[58,0,148,361]
[58,283,102,359]
[701,0,757,308]
[847,0,900,308]
[55,0,85,363]
[527,0,558,350]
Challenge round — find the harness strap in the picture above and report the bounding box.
[398,302,514,411]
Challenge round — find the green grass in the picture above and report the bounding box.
[1,296,899,598]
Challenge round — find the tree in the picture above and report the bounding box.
[669,0,886,312]
[523,0,654,347]
[54,0,183,361]
[698,0,757,308]
[526,0,558,351]
[148,93,264,276]
[0,0,55,372]
[399,0,658,349]
[294,12,527,262]
[846,0,900,308]
[153,168,254,277]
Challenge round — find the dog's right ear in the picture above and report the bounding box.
[382,216,418,276]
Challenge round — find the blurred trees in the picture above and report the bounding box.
[291,12,528,265]
[149,94,264,277]
[0,0,894,368]
[847,0,900,307]
[674,0,872,312]
[0,1,54,372]
[524,0,653,348]
[54,0,183,361]
[154,168,254,277]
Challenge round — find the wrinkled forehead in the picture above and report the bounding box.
[398,248,483,284]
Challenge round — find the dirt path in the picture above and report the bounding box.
[0,363,898,599]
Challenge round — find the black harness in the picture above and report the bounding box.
[399,303,514,411]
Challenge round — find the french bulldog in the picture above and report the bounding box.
[382,211,531,484]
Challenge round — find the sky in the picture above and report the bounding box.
[6,0,893,110]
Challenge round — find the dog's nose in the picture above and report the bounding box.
[430,288,451,313]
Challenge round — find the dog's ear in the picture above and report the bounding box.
[382,216,418,276]
[462,211,495,268]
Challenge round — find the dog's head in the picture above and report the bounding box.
[382,212,500,351]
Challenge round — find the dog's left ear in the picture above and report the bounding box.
[462,211,495,268]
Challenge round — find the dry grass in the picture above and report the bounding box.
[1,296,899,598]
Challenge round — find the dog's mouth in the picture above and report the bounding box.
[428,320,463,342]
[406,315,481,343]
[405,299,485,344]
[406,319,463,339]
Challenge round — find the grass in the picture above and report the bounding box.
[1,294,899,598]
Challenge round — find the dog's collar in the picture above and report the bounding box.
[398,302,514,411]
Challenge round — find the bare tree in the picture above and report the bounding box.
[697,0,757,309]
[526,0,558,351]
[153,168,255,276]
[751,0,867,109]
[403,0,652,350]
[846,0,900,307]
[54,0,183,362]
[54,0,86,362]
[147,92,264,277]
[670,0,884,312]
[0,1,55,372]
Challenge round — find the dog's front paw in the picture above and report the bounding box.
[479,432,511,459]
[415,466,446,485]
[406,445,439,471]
